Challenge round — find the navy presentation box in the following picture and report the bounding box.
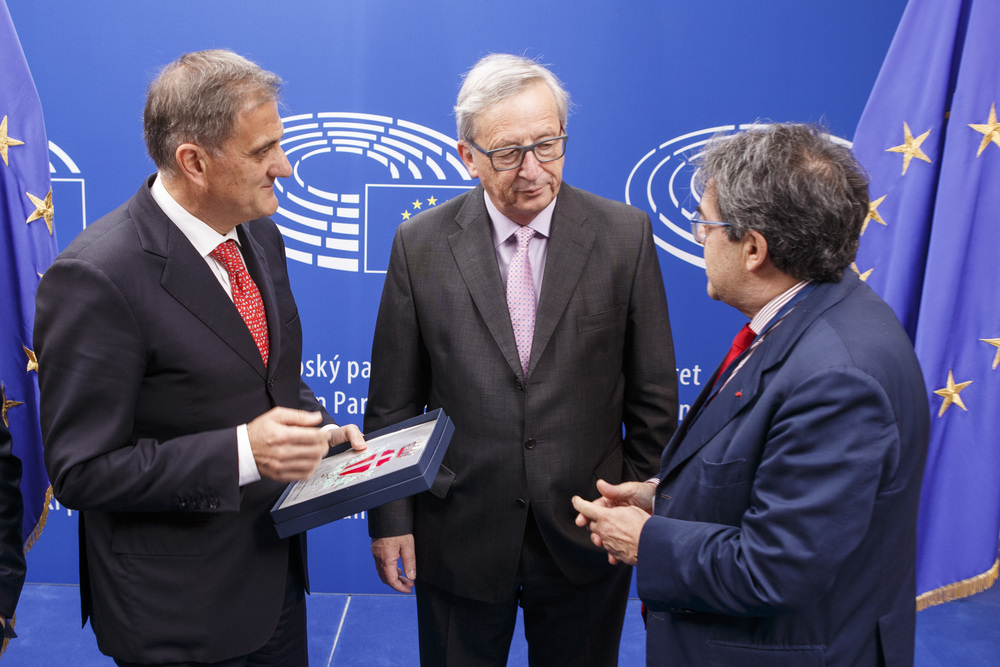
[270,409,454,538]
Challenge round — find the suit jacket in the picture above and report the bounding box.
[0,422,26,636]
[638,274,929,666]
[34,177,330,663]
[366,183,678,602]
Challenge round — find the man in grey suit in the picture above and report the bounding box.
[366,53,678,666]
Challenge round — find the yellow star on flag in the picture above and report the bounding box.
[933,369,972,417]
[412,199,423,210]
[969,103,1000,157]
[850,262,873,282]
[427,196,438,206]
[24,345,38,373]
[26,188,55,235]
[1,382,25,429]
[862,195,888,235]
[981,337,1000,370]
[887,122,932,175]
[0,115,25,167]
[401,210,411,220]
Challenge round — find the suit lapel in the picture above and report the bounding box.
[448,187,524,377]
[131,179,268,379]
[238,224,278,380]
[660,279,857,478]
[529,185,596,375]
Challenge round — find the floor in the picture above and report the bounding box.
[3,583,998,665]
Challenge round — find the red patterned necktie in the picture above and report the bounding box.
[507,226,537,376]
[712,323,756,389]
[210,239,269,367]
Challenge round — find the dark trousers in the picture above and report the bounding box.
[114,565,307,667]
[415,511,632,667]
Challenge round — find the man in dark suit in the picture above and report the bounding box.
[574,123,930,666]
[34,50,365,666]
[365,53,678,666]
[0,421,26,645]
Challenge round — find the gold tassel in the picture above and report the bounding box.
[916,558,999,611]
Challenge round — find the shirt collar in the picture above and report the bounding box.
[749,280,811,335]
[485,190,555,249]
[150,174,239,257]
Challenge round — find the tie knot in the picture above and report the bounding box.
[730,323,756,355]
[210,239,241,268]
[514,225,536,248]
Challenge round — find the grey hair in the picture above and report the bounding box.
[144,49,282,173]
[454,53,570,144]
[694,123,870,283]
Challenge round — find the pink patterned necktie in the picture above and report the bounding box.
[507,226,537,376]
[210,239,269,367]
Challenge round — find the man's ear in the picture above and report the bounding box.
[174,143,209,189]
[742,229,771,273]
[456,141,480,179]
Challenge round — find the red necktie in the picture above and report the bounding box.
[713,323,755,389]
[210,240,269,367]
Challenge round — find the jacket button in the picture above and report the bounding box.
[524,438,535,450]
[516,498,527,508]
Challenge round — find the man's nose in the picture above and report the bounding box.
[272,148,292,178]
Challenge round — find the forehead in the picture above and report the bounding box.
[475,82,561,146]
[228,100,283,147]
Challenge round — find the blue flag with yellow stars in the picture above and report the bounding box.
[0,0,58,556]
[852,0,1000,609]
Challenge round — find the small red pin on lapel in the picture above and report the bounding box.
[734,391,743,398]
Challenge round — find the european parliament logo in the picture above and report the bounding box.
[275,112,473,273]
[48,140,86,246]
[625,124,850,269]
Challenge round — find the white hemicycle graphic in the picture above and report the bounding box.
[625,124,851,269]
[275,112,472,272]
[49,140,87,237]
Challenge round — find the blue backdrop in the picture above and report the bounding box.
[9,0,907,594]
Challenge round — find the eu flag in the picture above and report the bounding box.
[0,0,58,559]
[852,0,1000,608]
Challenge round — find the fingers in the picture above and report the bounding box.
[248,408,331,482]
[595,478,619,499]
[327,423,367,451]
[371,536,416,594]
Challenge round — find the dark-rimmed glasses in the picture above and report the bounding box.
[690,211,732,245]
[467,135,568,171]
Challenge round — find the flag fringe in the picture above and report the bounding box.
[1,485,53,658]
[23,485,53,555]
[916,558,999,611]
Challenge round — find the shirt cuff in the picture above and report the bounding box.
[237,423,261,487]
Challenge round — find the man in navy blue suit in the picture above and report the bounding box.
[575,123,929,666]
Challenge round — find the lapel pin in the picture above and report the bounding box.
[734,391,743,398]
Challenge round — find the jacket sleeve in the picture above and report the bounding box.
[621,211,678,482]
[35,257,240,513]
[638,366,899,615]
[365,225,429,538]
[0,422,25,620]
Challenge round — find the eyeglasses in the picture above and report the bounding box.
[690,211,732,245]
[467,135,568,171]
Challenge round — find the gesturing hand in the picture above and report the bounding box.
[247,407,331,482]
